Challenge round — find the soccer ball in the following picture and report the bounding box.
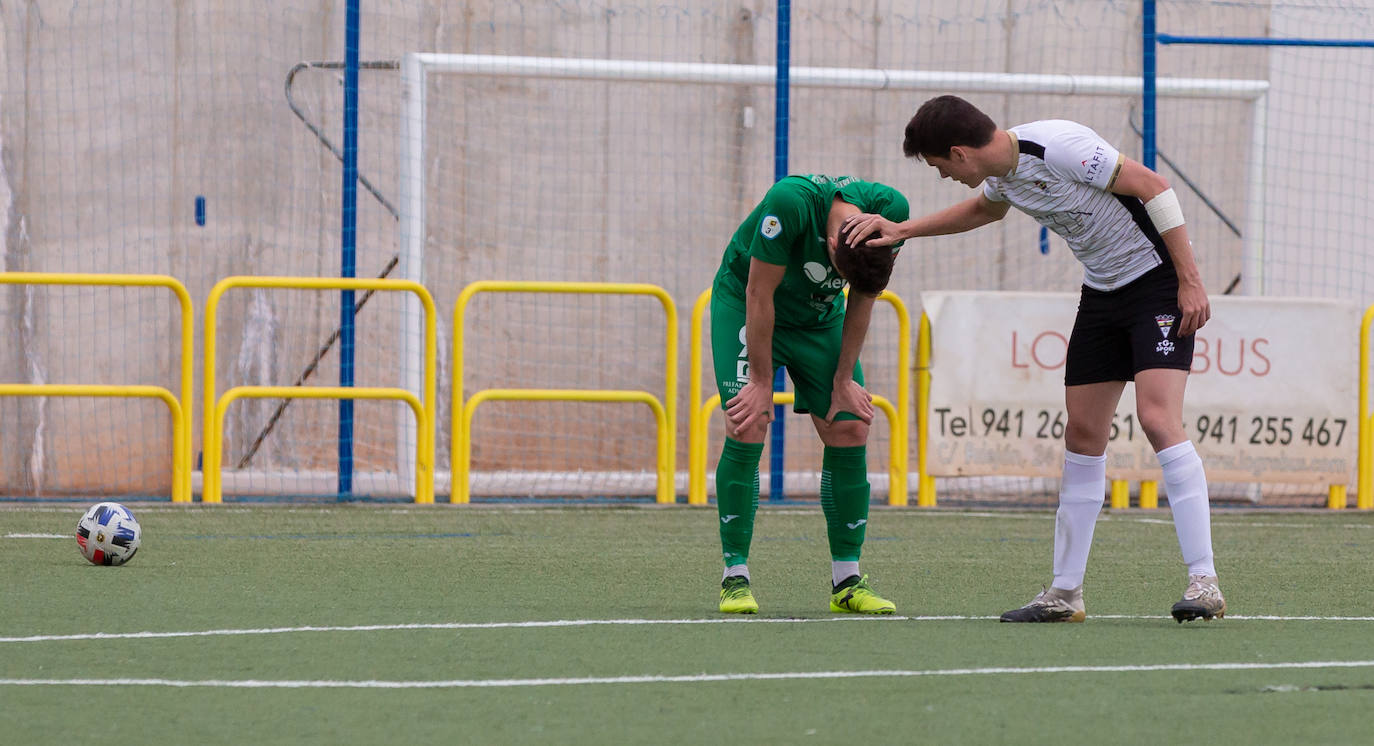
[76,502,142,566]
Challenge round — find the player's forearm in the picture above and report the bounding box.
[1161,226,1204,287]
[744,291,775,385]
[899,197,1000,239]
[833,292,876,386]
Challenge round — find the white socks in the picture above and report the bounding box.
[1159,440,1216,577]
[1050,441,1216,591]
[832,561,860,587]
[1051,450,1107,590]
[725,563,863,587]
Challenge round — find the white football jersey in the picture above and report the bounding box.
[983,120,1168,291]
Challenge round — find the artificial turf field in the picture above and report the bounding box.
[3,503,1374,745]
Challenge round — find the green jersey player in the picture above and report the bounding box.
[710,174,909,615]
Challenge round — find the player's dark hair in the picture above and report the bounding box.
[834,225,897,295]
[902,95,997,160]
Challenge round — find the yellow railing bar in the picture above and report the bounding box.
[453,281,677,503]
[687,289,713,505]
[208,386,429,504]
[457,388,671,504]
[916,312,935,506]
[1360,304,1374,509]
[687,288,911,505]
[1139,481,1159,509]
[205,276,437,504]
[0,384,185,502]
[1109,479,1130,509]
[692,392,900,505]
[1328,484,1348,510]
[0,272,194,502]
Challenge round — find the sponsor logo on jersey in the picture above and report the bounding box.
[1083,145,1107,181]
[760,215,782,239]
[803,261,829,283]
[1155,314,1176,338]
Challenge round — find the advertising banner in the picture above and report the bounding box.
[922,292,1359,484]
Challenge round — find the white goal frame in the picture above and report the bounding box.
[397,53,1268,498]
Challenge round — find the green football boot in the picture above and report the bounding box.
[830,574,896,614]
[719,576,759,614]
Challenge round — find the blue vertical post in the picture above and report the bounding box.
[769,0,791,502]
[1142,0,1158,170]
[338,0,360,496]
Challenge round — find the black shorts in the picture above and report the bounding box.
[1064,263,1194,386]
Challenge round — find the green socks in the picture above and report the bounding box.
[820,444,870,562]
[716,438,763,566]
[717,441,869,567]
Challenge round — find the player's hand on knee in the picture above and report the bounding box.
[726,381,774,434]
[825,379,875,425]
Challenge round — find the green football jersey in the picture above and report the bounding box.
[713,175,909,327]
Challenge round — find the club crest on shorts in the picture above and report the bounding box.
[1155,314,1176,339]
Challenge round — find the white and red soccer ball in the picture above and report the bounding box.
[75,502,141,566]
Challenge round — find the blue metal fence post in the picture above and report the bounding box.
[770,0,791,502]
[339,0,360,496]
[1142,0,1158,170]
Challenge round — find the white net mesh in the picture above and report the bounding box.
[2,1,1371,505]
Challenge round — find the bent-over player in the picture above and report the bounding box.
[711,174,908,615]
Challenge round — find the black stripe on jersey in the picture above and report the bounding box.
[1019,140,1046,159]
[1112,193,1171,267]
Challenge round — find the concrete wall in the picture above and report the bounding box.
[0,0,1368,496]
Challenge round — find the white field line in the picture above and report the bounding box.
[6,613,1374,644]
[5,659,1374,689]
[3,533,67,539]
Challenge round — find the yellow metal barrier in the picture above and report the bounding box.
[687,289,713,505]
[457,389,671,503]
[1109,480,1130,509]
[1360,304,1374,509]
[1139,480,1159,509]
[0,273,194,502]
[691,392,900,504]
[687,288,911,505]
[207,386,429,503]
[916,312,935,506]
[453,281,678,504]
[0,384,186,502]
[204,276,437,504]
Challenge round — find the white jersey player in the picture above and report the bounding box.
[844,95,1225,624]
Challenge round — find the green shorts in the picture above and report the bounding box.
[710,293,864,421]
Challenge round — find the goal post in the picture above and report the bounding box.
[399,52,1267,499]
